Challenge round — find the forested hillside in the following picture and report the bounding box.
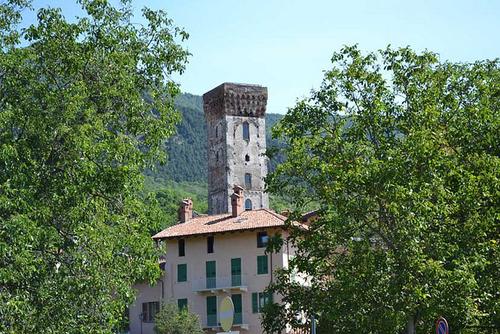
[144,93,286,222]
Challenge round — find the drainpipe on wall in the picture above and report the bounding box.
[270,250,273,284]
[161,273,165,300]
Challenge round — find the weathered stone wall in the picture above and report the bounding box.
[205,109,229,214]
[225,115,268,211]
[203,83,269,214]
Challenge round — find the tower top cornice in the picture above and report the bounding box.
[203,82,268,118]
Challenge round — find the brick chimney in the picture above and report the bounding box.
[178,198,193,223]
[230,185,244,217]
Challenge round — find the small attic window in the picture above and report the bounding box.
[245,154,250,162]
[245,199,252,211]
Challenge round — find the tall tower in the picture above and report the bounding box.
[203,83,269,214]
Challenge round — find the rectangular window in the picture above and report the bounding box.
[231,258,242,286]
[206,296,217,327]
[177,298,188,311]
[244,173,252,188]
[178,239,185,257]
[252,292,258,313]
[243,122,250,140]
[207,236,214,254]
[259,293,267,311]
[232,294,242,324]
[251,292,273,313]
[257,255,268,275]
[257,231,268,248]
[177,263,187,282]
[206,260,216,289]
[141,301,160,322]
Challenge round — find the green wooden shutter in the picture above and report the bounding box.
[206,261,216,288]
[232,294,242,324]
[206,296,217,326]
[257,255,268,274]
[231,258,241,286]
[252,292,258,313]
[177,264,187,282]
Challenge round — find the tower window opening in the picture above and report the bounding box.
[216,151,219,163]
[245,154,250,162]
[245,199,252,211]
[243,122,250,140]
[245,173,252,188]
[215,125,218,138]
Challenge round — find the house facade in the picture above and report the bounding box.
[129,83,296,334]
[129,203,294,334]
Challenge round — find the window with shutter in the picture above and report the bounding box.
[232,294,242,324]
[257,255,268,275]
[252,293,258,313]
[206,296,217,326]
[251,292,273,313]
[141,301,160,323]
[177,264,187,282]
[231,258,241,286]
[177,298,188,310]
[206,261,216,289]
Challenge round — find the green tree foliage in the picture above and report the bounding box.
[263,46,499,333]
[0,0,189,332]
[154,302,204,334]
[144,178,208,227]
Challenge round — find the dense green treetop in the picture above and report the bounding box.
[0,0,189,332]
[263,45,499,334]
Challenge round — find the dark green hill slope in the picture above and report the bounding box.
[148,93,284,184]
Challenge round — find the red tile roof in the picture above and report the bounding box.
[152,209,297,240]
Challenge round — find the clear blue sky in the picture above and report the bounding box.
[25,0,500,114]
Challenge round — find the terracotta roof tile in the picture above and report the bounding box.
[152,209,295,240]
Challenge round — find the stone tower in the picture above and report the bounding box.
[203,83,269,215]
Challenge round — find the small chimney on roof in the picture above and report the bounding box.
[178,198,193,223]
[231,185,244,217]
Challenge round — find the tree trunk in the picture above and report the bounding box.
[406,315,416,334]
